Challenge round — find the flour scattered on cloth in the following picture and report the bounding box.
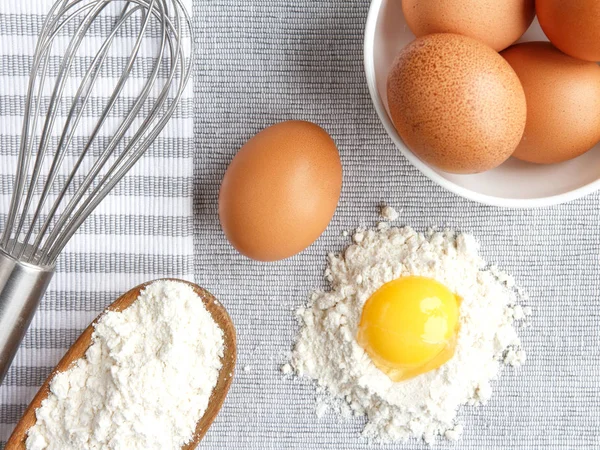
[380,204,400,221]
[287,225,531,443]
[26,280,224,450]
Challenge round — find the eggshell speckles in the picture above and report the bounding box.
[219,121,342,262]
[537,0,600,62]
[387,33,527,174]
[502,42,600,164]
[402,0,535,51]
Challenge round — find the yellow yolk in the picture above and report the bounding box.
[357,276,461,382]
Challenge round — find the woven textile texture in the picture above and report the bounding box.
[3,0,600,449]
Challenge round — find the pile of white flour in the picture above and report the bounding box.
[286,225,530,443]
[26,280,224,450]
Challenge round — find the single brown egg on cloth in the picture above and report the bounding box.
[387,33,527,174]
[219,121,342,262]
[501,42,600,164]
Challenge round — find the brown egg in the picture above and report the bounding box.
[502,42,600,164]
[537,0,600,62]
[219,121,342,262]
[387,33,527,174]
[402,0,535,51]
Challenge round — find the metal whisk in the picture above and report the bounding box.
[0,0,193,383]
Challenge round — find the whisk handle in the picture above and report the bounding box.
[0,250,54,385]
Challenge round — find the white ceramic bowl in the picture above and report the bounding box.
[364,0,600,207]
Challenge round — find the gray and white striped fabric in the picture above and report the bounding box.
[3,1,600,449]
[0,0,194,444]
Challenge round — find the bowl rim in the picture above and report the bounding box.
[363,0,600,208]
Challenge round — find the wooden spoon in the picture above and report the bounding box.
[6,278,236,449]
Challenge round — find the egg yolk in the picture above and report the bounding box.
[357,276,461,382]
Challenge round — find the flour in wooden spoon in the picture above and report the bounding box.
[287,226,530,443]
[26,280,224,450]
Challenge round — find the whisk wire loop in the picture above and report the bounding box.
[25,4,137,260]
[12,0,120,260]
[43,2,192,265]
[36,1,162,263]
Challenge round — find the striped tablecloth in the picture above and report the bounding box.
[0,0,195,444]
